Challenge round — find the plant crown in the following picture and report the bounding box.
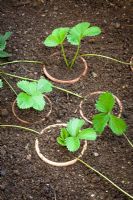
[92,92,127,135]
[16,78,53,111]
[0,32,12,58]
[57,118,97,152]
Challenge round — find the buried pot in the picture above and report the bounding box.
[35,123,88,167]
[43,52,88,84]
[12,95,52,124]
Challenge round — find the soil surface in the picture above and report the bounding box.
[0,0,133,200]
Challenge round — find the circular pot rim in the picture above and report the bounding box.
[35,123,88,167]
[130,56,133,72]
[43,54,88,84]
[79,91,123,124]
[12,95,52,124]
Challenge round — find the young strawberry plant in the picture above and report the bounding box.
[43,22,101,69]
[57,118,97,152]
[16,78,53,111]
[92,92,127,135]
[0,32,12,58]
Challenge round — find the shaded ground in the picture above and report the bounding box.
[0,0,133,199]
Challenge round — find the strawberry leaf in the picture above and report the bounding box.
[0,50,11,58]
[44,27,69,47]
[78,128,97,140]
[109,115,127,135]
[17,92,33,109]
[83,26,101,37]
[17,80,37,95]
[93,113,109,134]
[57,136,66,146]
[67,118,85,137]
[37,78,53,93]
[67,22,101,45]
[95,92,115,113]
[31,94,45,111]
[60,128,70,139]
[0,36,6,50]
[3,32,12,40]
[65,137,80,152]
[0,79,3,88]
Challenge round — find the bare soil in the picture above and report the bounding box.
[0,0,133,200]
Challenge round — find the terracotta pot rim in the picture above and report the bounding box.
[79,91,123,124]
[130,56,133,72]
[12,95,52,124]
[35,123,87,167]
[43,55,88,84]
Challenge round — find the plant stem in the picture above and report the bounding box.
[124,134,133,148]
[0,71,83,98]
[1,75,17,95]
[0,124,39,134]
[61,44,69,67]
[80,53,131,65]
[53,85,83,98]
[77,158,133,199]
[70,44,80,69]
[0,71,36,82]
[0,60,43,66]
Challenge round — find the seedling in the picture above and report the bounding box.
[43,22,101,69]
[0,79,3,88]
[0,32,12,58]
[92,92,127,135]
[17,78,53,111]
[57,118,97,152]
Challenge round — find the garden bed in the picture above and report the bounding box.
[0,0,133,200]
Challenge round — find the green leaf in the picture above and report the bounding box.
[44,27,69,47]
[78,128,97,140]
[83,26,101,37]
[17,80,37,95]
[67,22,101,45]
[0,36,6,50]
[17,92,33,109]
[0,79,3,88]
[3,32,12,40]
[37,78,53,93]
[95,92,115,113]
[60,128,70,139]
[31,94,45,111]
[67,118,85,137]
[67,22,90,45]
[93,113,109,134]
[109,115,127,135]
[65,137,80,152]
[57,136,66,146]
[0,50,11,58]
[17,92,45,111]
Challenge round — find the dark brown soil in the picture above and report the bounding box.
[0,0,133,200]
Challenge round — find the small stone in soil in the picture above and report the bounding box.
[93,152,99,157]
[92,72,98,78]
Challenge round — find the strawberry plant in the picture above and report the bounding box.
[16,78,53,111]
[43,22,101,69]
[92,92,127,135]
[57,118,97,152]
[0,32,12,58]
